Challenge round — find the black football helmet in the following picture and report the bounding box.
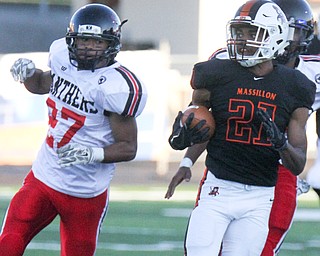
[273,0,314,64]
[66,4,127,71]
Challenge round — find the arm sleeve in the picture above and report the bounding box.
[190,62,207,89]
[99,72,147,118]
[190,60,220,90]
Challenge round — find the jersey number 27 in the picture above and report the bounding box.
[46,98,86,148]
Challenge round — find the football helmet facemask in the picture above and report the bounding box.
[273,0,314,64]
[66,4,127,71]
[227,0,291,67]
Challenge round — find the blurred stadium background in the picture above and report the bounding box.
[1,0,320,255]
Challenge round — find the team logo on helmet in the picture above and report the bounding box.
[273,5,286,24]
[78,24,102,34]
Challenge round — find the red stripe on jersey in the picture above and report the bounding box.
[300,54,320,62]
[118,66,141,116]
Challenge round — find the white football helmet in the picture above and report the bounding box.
[227,0,292,67]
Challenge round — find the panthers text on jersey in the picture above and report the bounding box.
[32,38,147,198]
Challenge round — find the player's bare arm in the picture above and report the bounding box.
[192,88,210,107]
[280,107,309,175]
[257,107,309,176]
[165,142,207,199]
[57,111,138,168]
[24,69,52,94]
[166,88,211,198]
[103,113,138,163]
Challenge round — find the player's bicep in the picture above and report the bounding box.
[25,70,52,94]
[192,89,211,108]
[109,113,138,147]
[40,71,53,92]
[287,107,309,152]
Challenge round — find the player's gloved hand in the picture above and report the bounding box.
[57,143,104,167]
[257,109,288,151]
[10,58,36,83]
[168,111,210,150]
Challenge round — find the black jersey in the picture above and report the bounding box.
[191,59,316,186]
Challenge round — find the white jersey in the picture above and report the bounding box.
[296,55,320,111]
[298,55,320,189]
[32,38,147,198]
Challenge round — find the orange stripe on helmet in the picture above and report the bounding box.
[239,0,259,16]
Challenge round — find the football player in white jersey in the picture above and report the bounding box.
[0,4,147,256]
[165,0,317,255]
[305,26,320,200]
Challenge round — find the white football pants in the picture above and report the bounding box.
[185,171,274,256]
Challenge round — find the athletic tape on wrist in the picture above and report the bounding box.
[92,147,105,162]
[179,157,193,168]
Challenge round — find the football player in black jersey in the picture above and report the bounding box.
[166,0,315,255]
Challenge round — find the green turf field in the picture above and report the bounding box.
[0,187,320,256]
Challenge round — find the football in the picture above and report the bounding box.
[180,105,215,138]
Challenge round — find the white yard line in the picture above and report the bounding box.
[1,186,319,202]
[162,208,320,221]
[27,241,184,251]
[25,239,320,253]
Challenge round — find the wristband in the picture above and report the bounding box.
[92,147,105,162]
[179,157,193,168]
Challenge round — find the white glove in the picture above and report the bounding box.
[57,143,104,168]
[10,58,36,83]
[297,178,310,196]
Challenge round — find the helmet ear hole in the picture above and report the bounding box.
[65,3,125,71]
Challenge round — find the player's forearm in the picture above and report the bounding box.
[184,142,208,164]
[279,144,306,176]
[24,69,51,94]
[101,141,137,163]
